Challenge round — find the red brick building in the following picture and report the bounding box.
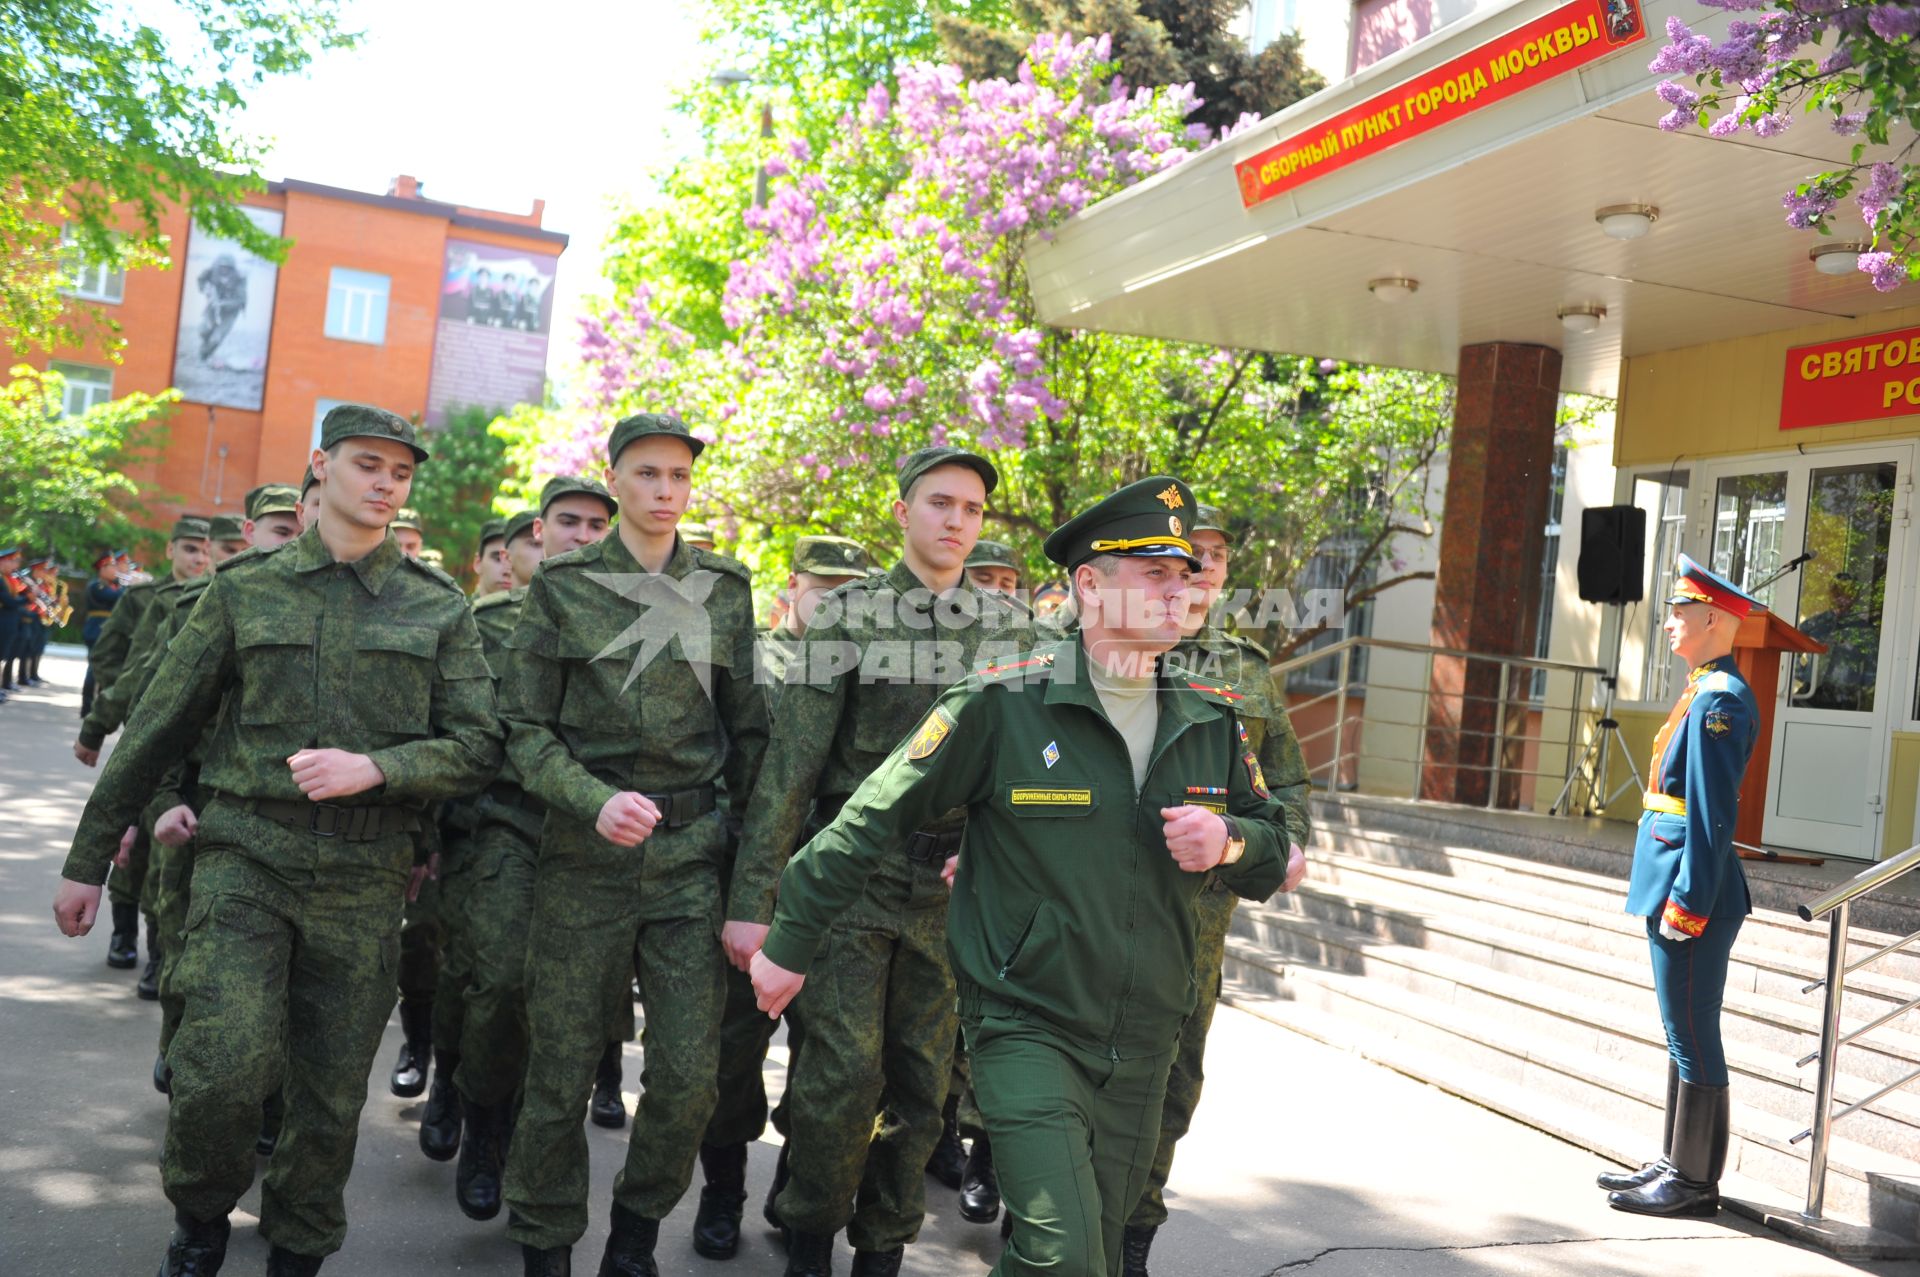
[27,174,566,521]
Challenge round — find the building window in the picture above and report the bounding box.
[1242,0,1298,49]
[48,361,114,416]
[1530,444,1569,701]
[1633,471,1690,704]
[311,397,351,450]
[58,228,126,304]
[324,268,390,345]
[1285,534,1375,692]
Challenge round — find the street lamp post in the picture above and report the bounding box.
[710,69,775,208]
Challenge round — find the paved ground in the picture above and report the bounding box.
[4,649,1918,1275]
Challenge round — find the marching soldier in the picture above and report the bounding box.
[300,465,322,528]
[1601,553,1760,1219]
[963,539,1022,597]
[392,509,426,559]
[51,403,503,1275]
[751,476,1291,1277]
[472,518,511,598]
[499,415,769,1275]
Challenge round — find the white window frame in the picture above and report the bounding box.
[48,361,114,416]
[324,268,390,345]
[58,228,125,304]
[311,397,351,451]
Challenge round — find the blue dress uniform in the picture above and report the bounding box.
[1605,554,1761,1219]
[0,545,24,701]
[81,550,124,717]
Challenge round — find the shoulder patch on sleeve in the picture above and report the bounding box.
[906,704,956,760]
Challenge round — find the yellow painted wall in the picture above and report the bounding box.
[1887,732,1920,858]
[1617,305,1920,468]
[1601,709,1667,824]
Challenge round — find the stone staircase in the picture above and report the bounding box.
[1219,793,1920,1259]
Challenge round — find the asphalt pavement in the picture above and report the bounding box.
[4,649,1916,1276]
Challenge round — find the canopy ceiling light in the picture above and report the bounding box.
[1557,303,1606,334]
[1810,242,1870,277]
[1595,204,1659,240]
[1367,277,1419,303]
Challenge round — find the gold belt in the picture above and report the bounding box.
[1644,793,1686,817]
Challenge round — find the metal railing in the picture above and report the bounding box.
[1790,841,1920,1221]
[1269,636,1612,812]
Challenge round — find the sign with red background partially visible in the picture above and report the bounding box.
[1781,324,1920,430]
[1234,0,1647,209]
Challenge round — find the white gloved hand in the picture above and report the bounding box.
[1659,918,1692,943]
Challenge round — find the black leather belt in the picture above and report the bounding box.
[906,828,963,863]
[642,784,717,831]
[237,796,421,842]
[487,780,546,818]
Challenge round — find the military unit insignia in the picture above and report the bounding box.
[907,706,955,760]
[1156,485,1184,510]
[1043,740,1060,769]
[1703,708,1732,737]
[1244,751,1268,798]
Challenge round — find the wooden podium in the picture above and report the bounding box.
[1730,609,1826,852]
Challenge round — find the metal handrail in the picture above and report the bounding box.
[1792,839,1920,1222]
[1271,633,1607,680]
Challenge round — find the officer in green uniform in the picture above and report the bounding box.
[500,414,769,1275]
[752,476,1291,1277]
[52,403,503,1276]
[445,480,620,1225]
[1119,502,1310,1275]
[692,533,873,1262]
[724,447,1024,1277]
[75,515,212,976]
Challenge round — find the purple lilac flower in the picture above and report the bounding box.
[1860,251,1907,291]
[1859,162,1902,228]
[1869,5,1920,40]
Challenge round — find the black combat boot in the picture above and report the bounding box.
[153,1051,173,1096]
[925,1093,966,1190]
[692,1141,749,1259]
[522,1244,571,1276]
[108,902,139,969]
[597,1202,661,1277]
[1598,1060,1679,1191]
[763,1140,791,1230]
[137,943,163,999]
[959,1135,1000,1223]
[1120,1224,1155,1276]
[157,1208,230,1276]
[591,1042,626,1128]
[1608,1080,1728,1218]
[782,1230,835,1277]
[419,1050,463,1161]
[264,1246,323,1275]
[848,1247,902,1276]
[457,1096,508,1220]
[390,1001,431,1097]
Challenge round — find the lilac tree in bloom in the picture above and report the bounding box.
[1653,1,1920,290]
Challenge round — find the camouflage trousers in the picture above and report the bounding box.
[151,832,198,1056]
[777,862,956,1252]
[449,801,542,1107]
[706,963,802,1146]
[430,825,477,1054]
[503,810,728,1249]
[1127,886,1236,1230]
[163,799,410,1258]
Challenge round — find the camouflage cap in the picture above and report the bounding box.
[539,474,618,519]
[608,412,703,466]
[680,520,717,546]
[503,509,540,548]
[390,507,424,533]
[1192,504,1228,535]
[896,445,998,498]
[792,535,872,578]
[209,514,247,541]
[965,539,1019,571]
[247,484,301,520]
[317,403,430,463]
[417,548,445,568]
[170,516,212,543]
[299,464,318,497]
[1043,475,1199,572]
[476,517,507,551]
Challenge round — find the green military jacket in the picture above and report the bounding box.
[473,585,526,679]
[755,617,804,717]
[84,576,156,693]
[729,561,1030,927]
[501,532,767,825]
[1166,623,1312,851]
[763,635,1290,1060]
[78,574,189,748]
[64,528,504,884]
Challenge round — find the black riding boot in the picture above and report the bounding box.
[419,1050,463,1161]
[1120,1224,1156,1276]
[925,1092,966,1190]
[1598,1060,1679,1191]
[1608,1079,1728,1218]
[959,1134,1000,1223]
[692,1141,749,1259]
[157,1208,230,1276]
[390,1000,431,1097]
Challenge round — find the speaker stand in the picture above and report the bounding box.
[1551,605,1645,816]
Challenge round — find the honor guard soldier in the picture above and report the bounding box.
[52,403,504,1276]
[1600,553,1760,1219]
[752,476,1292,1277]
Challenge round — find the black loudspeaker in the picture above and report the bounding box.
[1578,505,1646,604]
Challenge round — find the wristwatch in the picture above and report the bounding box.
[1220,815,1247,866]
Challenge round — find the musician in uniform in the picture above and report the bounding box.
[82,550,125,717]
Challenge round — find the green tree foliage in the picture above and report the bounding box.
[2,0,358,352]
[0,364,177,559]
[407,403,512,589]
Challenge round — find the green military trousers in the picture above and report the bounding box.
[151,830,199,1055]
[706,962,803,1146]
[503,810,728,1250]
[163,800,410,1259]
[1128,886,1235,1229]
[964,1010,1174,1277]
[449,801,543,1107]
[429,821,478,1055]
[776,862,956,1252]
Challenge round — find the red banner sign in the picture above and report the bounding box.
[1234,0,1647,209]
[1781,325,1920,430]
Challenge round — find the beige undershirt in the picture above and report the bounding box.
[1090,656,1160,793]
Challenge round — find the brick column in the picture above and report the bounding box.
[1421,342,1562,807]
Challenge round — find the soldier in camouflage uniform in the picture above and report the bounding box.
[74,515,212,979]
[299,464,322,529]
[390,508,426,558]
[443,481,619,1225]
[472,517,512,599]
[692,533,873,1262]
[500,414,769,1275]
[1118,502,1311,1275]
[52,404,503,1276]
[724,447,1027,1277]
